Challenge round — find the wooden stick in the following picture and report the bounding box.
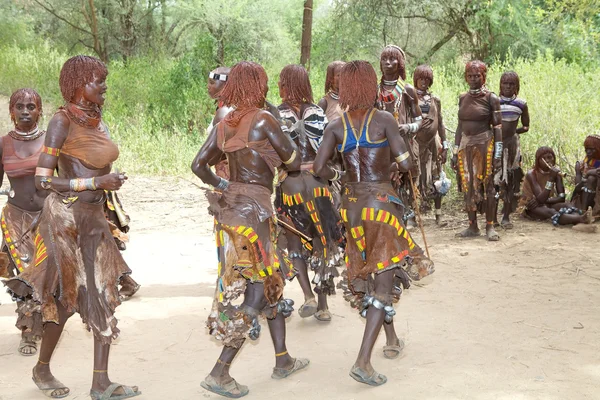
[541,158,567,177]
[277,218,313,242]
[407,170,431,258]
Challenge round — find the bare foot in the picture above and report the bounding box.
[455,226,481,238]
[486,225,500,241]
[583,207,593,224]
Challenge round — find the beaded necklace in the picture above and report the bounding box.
[63,102,101,129]
[8,125,44,141]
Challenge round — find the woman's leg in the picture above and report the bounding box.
[33,298,74,398]
[354,269,395,373]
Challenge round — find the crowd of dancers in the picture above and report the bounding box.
[0,44,598,399]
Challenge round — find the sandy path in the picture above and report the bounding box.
[0,175,599,400]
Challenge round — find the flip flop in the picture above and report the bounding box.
[271,358,310,380]
[298,299,317,318]
[19,338,38,356]
[119,283,141,301]
[89,383,141,400]
[349,365,387,386]
[200,375,249,398]
[383,339,405,359]
[32,375,70,399]
[314,309,332,322]
[455,228,481,238]
[501,221,514,229]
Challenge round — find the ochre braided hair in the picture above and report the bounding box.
[464,60,487,85]
[9,88,43,124]
[534,146,556,171]
[339,61,378,112]
[380,45,406,81]
[413,64,434,88]
[324,61,345,94]
[59,55,108,103]
[279,64,313,106]
[583,134,600,158]
[500,71,520,95]
[220,61,268,126]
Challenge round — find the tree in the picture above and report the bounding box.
[300,0,313,69]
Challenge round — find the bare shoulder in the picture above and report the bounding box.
[254,109,280,132]
[374,109,396,124]
[317,96,327,110]
[47,110,71,132]
[404,83,416,95]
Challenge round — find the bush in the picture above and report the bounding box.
[1,43,598,181]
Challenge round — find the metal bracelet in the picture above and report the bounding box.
[558,193,566,198]
[40,177,52,190]
[545,181,554,191]
[443,140,450,150]
[494,141,503,159]
[331,169,341,182]
[215,178,229,191]
[414,115,423,121]
[395,151,410,163]
[282,150,297,165]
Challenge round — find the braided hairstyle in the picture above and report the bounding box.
[9,88,42,124]
[500,71,520,95]
[380,45,406,82]
[324,61,345,94]
[339,60,378,112]
[279,64,313,106]
[59,55,108,103]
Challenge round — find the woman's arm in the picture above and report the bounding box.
[35,114,125,192]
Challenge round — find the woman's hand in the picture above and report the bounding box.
[451,154,458,171]
[95,172,127,190]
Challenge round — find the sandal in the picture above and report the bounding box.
[383,339,405,359]
[298,299,317,318]
[349,365,387,386]
[89,383,140,400]
[200,375,249,398]
[19,338,38,356]
[271,358,310,379]
[119,283,141,301]
[314,309,332,322]
[455,228,481,238]
[32,374,70,399]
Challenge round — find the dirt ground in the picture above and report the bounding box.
[0,175,599,400]
[0,92,599,399]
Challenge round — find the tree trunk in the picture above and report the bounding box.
[299,0,313,70]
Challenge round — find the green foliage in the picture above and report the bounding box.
[432,53,600,177]
[0,0,598,181]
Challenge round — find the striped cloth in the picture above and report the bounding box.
[278,104,327,152]
[500,95,527,122]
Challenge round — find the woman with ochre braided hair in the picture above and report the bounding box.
[5,55,140,399]
[451,60,502,241]
[0,88,46,357]
[376,45,423,229]
[572,134,600,218]
[192,61,309,398]
[496,71,530,228]
[276,64,345,322]
[412,65,450,225]
[315,61,434,387]
[318,60,345,123]
[521,146,592,226]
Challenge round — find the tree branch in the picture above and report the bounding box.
[33,0,92,35]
